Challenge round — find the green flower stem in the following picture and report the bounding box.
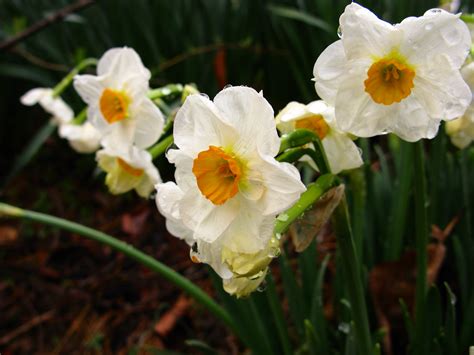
[148,135,174,159]
[461,14,474,23]
[460,150,472,239]
[333,197,373,355]
[274,174,337,235]
[71,107,87,125]
[148,84,184,100]
[413,140,429,354]
[278,129,330,173]
[0,202,234,330]
[276,147,322,168]
[52,58,98,97]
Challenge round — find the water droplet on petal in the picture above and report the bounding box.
[199,93,209,99]
[441,25,461,46]
[429,8,442,14]
[337,26,343,38]
[223,84,233,89]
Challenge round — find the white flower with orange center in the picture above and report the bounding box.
[156,86,305,259]
[21,88,73,124]
[446,61,474,149]
[313,3,471,142]
[276,100,363,174]
[74,47,164,149]
[96,143,161,198]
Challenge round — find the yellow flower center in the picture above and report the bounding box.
[364,56,415,105]
[192,146,242,205]
[100,88,130,124]
[295,114,330,140]
[117,158,144,177]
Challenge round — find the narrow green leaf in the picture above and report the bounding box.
[267,4,334,33]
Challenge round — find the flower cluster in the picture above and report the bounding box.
[19,2,473,298]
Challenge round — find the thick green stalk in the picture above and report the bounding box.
[278,129,330,172]
[148,135,174,159]
[0,202,234,330]
[274,174,337,235]
[413,140,429,354]
[71,107,87,125]
[147,84,184,100]
[52,58,98,97]
[333,197,373,355]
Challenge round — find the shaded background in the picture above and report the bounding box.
[2,0,474,354]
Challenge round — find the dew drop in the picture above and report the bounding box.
[277,213,289,222]
[199,93,209,100]
[429,8,442,14]
[441,25,461,46]
[223,84,233,89]
[337,26,343,38]
[257,280,267,292]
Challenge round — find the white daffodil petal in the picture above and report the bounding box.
[214,86,280,157]
[414,63,471,121]
[132,98,164,149]
[257,155,306,215]
[313,41,347,105]
[397,9,471,69]
[221,207,275,253]
[340,3,398,60]
[73,74,105,105]
[323,132,363,174]
[97,47,150,84]
[179,188,239,243]
[174,94,236,157]
[20,88,50,106]
[58,123,101,153]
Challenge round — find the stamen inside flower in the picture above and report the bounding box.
[364,57,415,105]
[117,158,144,177]
[100,89,130,124]
[295,114,330,140]
[192,146,242,205]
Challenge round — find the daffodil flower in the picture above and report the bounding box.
[20,88,74,124]
[156,86,305,295]
[157,86,305,252]
[276,100,363,174]
[446,62,474,148]
[313,3,471,142]
[74,47,164,149]
[97,143,161,198]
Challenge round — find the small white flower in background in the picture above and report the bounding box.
[20,88,73,124]
[74,47,164,149]
[156,86,306,296]
[313,3,471,142]
[276,100,363,174]
[21,87,102,153]
[97,143,161,198]
[58,122,102,154]
[446,62,474,149]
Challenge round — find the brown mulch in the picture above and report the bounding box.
[0,138,237,354]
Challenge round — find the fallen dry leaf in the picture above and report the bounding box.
[154,295,191,337]
[290,184,345,252]
[0,225,18,246]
